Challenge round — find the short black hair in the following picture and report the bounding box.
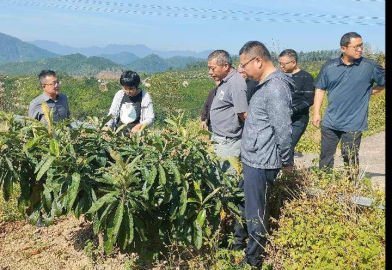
[38,70,56,84]
[279,49,298,62]
[340,32,362,47]
[239,41,271,61]
[120,70,140,88]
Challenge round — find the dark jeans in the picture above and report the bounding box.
[319,126,362,169]
[242,163,280,267]
[233,180,247,250]
[288,118,309,166]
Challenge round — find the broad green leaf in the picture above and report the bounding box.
[144,166,157,194]
[202,187,221,205]
[126,206,134,244]
[87,191,118,215]
[3,172,13,201]
[125,154,142,170]
[193,221,203,249]
[36,156,56,181]
[134,216,147,241]
[109,150,125,169]
[111,201,124,243]
[164,118,177,128]
[23,135,43,153]
[49,139,60,157]
[158,164,166,185]
[193,181,203,202]
[187,198,199,204]
[196,209,207,227]
[168,160,181,184]
[67,172,81,213]
[5,157,18,179]
[42,188,52,210]
[179,188,187,216]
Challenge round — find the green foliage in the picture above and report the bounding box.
[0,53,125,76]
[0,111,242,256]
[267,169,385,270]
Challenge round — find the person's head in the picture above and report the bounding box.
[207,50,233,81]
[120,70,141,97]
[239,41,272,81]
[340,32,363,60]
[278,49,298,73]
[237,63,249,81]
[39,70,60,98]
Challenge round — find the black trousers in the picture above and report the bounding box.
[288,117,309,166]
[319,126,362,169]
[242,163,279,267]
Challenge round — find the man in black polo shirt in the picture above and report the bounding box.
[313,32,385,171]
[278,49,315,167]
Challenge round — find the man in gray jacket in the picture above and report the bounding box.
[238,41,294,267]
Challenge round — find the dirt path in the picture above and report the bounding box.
[295,131,385,190]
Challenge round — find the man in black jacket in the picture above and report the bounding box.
[278,49,315,167]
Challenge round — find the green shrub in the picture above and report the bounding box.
[267,169,385,270]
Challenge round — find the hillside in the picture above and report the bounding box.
[0,54,125,76]
[128,54,203,73]
[98,52,140,65]
[0,32,58,64]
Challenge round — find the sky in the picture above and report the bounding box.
[0,0,385,55]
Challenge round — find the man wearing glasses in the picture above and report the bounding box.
[28,70,70,123]
[207,50,248,174]
[278,49,315,168]
[238,41,294,267]
[313,32,385,172]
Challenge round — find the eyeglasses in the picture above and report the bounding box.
[346,44,364,51]
[239,57,256,69]
[43,80,61,87]
[278,60,294,67]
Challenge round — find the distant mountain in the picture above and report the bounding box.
[127,54,204,73]
[165,56,205,70]
[128,54,169,74]
[0,53,124,76]
[0,32,58,64]
[30,40,213,59]
[98,52,140,65]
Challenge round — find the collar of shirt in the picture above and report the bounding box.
[221,70,237,83]
[338,54,362,66]
[42,92,59,102]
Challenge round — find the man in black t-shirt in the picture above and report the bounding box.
[278,49,315,167]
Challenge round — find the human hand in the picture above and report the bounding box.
[131,124,142,134]
[312,114,321,127]
[102,126,110,131]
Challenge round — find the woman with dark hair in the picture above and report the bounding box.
[106,70,154,136]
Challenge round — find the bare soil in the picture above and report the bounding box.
[0,216,129,270]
